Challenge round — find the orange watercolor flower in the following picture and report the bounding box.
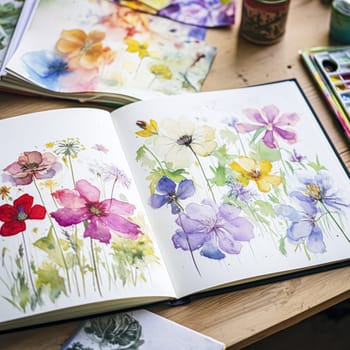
[55,29,116,70]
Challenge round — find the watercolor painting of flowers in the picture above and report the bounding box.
[7,0,216,101]
[132,85,350,275]
[0,138,159,313]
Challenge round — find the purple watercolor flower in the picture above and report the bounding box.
[290,148,306,163]
[291,171,350,211]
[158,0,235,28]
[51,179,140,244]
[235,105,299,149]
[276,202,326,254]
[149,176,195,214]
[172,199,254,259]
[227,181,257,202]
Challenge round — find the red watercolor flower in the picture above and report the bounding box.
[0,194,46,237]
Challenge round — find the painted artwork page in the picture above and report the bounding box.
[6,0,216,101]
[61,309,225,350]
[0,109,174,328]
[111,80,350,297]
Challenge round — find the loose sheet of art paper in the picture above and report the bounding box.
[6,0,216,101]
[0,0,24,73]
[61,309,225,350]
[0,109,174,327]
[111,80,350,297]
[115,0,236,27]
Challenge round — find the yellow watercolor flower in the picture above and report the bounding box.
[230,156,282,192]
[135,119,158,137]
[0,185,11,200]
[46,142,55,149]
[150,64,173,80]
[125,37,149,58]
[42,179,58,193]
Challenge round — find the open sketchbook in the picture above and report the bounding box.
[1,79,350,331]
[0,0,216,105]
[61,309,225,350]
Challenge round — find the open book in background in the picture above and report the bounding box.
[0,79,350,332]
[61,309,225,350]
[0,0,217,105]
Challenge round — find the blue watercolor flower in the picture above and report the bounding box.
[276,201,326,254]
[21,50,70,90]
[149,176,195,214]
[172,199,254,259]
[290,171,350,211]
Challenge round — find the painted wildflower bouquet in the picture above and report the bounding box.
[1,79,350,331]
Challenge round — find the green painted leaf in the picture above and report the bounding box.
[250,141,281,162]
[279,237,287,256]
[254,200,275,217]
[33,227,66,268]
[308,155,327,172]
[210,164,227,186]
[36,262,66,302]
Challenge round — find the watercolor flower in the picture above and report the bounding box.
[55,29,115,70]
[150,65,173,80]
[0,193,46,237]
[149,176,195,214]
[124,38,149,58]
[0,185,11,200]
[92,144,109,154]
[135,119,159,137]
[101,165,131,189]
[172,199,254,259]
[235,105,299,149]
[3,151,62,186]
[55,138,85,158]
[51,179,140,244]
[276,202,326,254]
[21,50,70,90]
[290,148,306,163]
[290,171,350,211]
[230,156,282,192]
[158,0,236,28]
[153,118,217,169]
[101,6,150,38]
[227,181,257,202]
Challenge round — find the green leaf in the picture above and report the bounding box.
[250,141,281,162]
[279,237,287,256]
[210,164,227,186]
[33,227,66,268]
[135,145,156,168]
[254,200,275,217]
[308,155,327,172]
[220,129,238,145]
[250,127,266,144]
[36,262,66,302]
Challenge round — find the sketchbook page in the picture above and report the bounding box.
[111,79,350,298]
[0,0,38,76]
[61,309,225,350]
[5,0,216,102]
[0,0,35,76]
[0,108,174,329]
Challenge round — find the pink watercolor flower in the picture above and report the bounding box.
[51,179,140,244]
[3,151,62,186]
[235,105,299,149]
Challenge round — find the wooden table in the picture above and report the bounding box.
[1,1,350,349]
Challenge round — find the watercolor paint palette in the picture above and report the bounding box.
[300,46,350,138]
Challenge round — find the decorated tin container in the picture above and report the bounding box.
[330,0,350,44]
[239,0,290,45]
